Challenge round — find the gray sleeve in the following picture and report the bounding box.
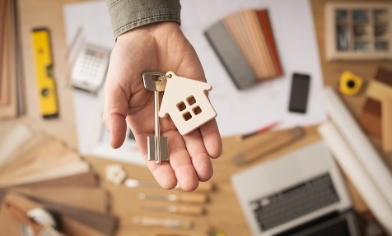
[106,0,181,39]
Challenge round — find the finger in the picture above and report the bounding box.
[103,83,128,149]
[158,130,199,191]
[134,130,178,190]
[103,52,130,149]
[134,129,199,191]
[183,129,213,181]
[200,119,222,158]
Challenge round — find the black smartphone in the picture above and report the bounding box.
[288,73,311,113]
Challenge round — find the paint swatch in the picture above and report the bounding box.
[205,9,283,89]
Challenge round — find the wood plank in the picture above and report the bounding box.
[13,171,99,188]
[382,97,392,153]
[0,193,109,236]
[11,187,108,213]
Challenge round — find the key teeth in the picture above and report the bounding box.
[160,137,169,161]
[147,136,156,161]
[147,136,169,162]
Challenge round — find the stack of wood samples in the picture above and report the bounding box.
[205,9,283,90]
[0,124,117,235]
[0,0,24,119]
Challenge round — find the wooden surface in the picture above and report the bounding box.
[1,0,392,235]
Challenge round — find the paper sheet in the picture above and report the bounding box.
[63,0,326,159]
[181,0,326,135]
[320,87,392,209]
[318,122,392,235]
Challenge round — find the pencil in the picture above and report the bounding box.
[235,121,280,141]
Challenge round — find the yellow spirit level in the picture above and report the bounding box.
[32,28,58,118]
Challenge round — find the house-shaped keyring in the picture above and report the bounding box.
[159,72,217,135]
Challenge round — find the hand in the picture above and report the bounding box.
[103,22,222,191]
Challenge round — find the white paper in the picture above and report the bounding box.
[181,0,326,135]
[318,122,392,235]
[63,0,326,161]
[64,1,115,157]
[320,87,392,209]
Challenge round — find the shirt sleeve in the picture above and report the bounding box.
[106,0,181,39]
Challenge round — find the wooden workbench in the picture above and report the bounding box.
[2,0,392,235]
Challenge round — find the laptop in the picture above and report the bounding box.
[231,141,355,236]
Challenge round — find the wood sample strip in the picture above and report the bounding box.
[223,14,263,79]
[26,196,117,235]
[0,124,33,168]
[12,187,108,213]
[0,161,90,188]
[257,10,283,76]
[0,149,80,182]
[237,11,266,78]
[359,98,382,137]
[0,0,6,101]
[0,0,10,106]
[367,80,392,101]
[359,68,392,137]
[0,133,47,172]
[382,97,392,153]
[0,138,68,178]
[205,20,257,90]
[245,10,276,78]
[0,193,108,236]
[0,0,17,119]
[13,171,98,188]
[239,10,271,78]
[374,67,392,85]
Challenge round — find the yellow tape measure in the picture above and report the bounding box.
[32,28,58,118]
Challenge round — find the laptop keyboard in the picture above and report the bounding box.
[251,173,340,231]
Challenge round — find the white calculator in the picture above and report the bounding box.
[71,43,110,93]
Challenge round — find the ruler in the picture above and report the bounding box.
[32,28,58,118]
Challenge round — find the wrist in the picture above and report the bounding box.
[117,22,180,44]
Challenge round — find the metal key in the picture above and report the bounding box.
[142,72,169,164]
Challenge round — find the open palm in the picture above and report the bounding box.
[103,22,221,191]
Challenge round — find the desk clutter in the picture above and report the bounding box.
[104,165,216,230]
[0,124,118,236]
[359,67,392,153]
[205,9,283,90]
[0,0,24,119]
[227,85,392,236]
[325,2,392,60]
[3,0,392,235]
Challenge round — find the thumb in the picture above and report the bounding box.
[103,81,128,149]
